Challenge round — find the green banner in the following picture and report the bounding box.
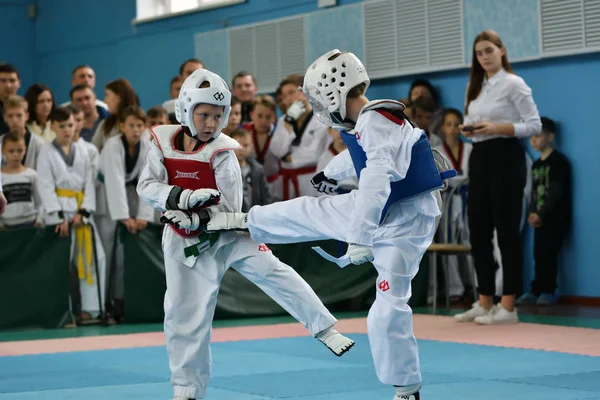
[0,225,430,329]
[122,225,429,323]
[122,224,167,323]
[0,226,71,329]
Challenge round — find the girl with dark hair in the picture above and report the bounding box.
[454,30,541,325]
[24,83,56,143]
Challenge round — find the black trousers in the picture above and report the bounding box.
[468,138,526,296]
[531,223,566,295]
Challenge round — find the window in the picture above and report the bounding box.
[134,0,245,24]
[170,0,199,14]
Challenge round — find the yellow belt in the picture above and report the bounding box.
[55,188,94,285]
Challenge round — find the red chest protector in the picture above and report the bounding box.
[150,125,241,238]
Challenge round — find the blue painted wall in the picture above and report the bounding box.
[34,0,363,107]
[0,0,36,90]
[3,0,599,297]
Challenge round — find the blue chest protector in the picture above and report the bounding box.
[340,118,457,223]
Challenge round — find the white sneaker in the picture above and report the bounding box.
[316,327,355,356]
[454,302,490,322]
[474,304,518,325]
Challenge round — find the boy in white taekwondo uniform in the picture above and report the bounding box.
[136,69,355,400]
[70,104,100,184]
[269,74,331,199]
[205,50,457,400]
[36,107,106,322]
[433,108,473,300]
[96,106,156,320]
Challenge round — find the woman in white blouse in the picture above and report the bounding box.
[454,30,541,325]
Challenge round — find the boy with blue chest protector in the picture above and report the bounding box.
[206,50,455,400]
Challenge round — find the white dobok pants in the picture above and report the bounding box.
[247,191,438,387]
[164,231,337,399]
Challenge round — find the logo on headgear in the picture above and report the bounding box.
[214,92,225,101]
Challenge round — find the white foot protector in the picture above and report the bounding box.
[205,211,248,232]
[315,327,355,356]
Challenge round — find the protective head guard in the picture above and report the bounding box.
[302,49,370,131]
[175,69,231,139]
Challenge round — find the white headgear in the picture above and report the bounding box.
[175,69,232,138]
[302,49,370,131]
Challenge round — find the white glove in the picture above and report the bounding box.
[347,244,374,265]
[311,171,339,194]
[178,188,220,210]
[206,212,248,232]
[285,100,306,124]
[162,210,200,231]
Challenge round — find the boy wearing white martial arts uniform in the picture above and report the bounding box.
[432,108,473,301]
[136,69,354,400]
[36,106,106,323]
[69,105,100,181]
[270,74,331,199]
[97,106,155,321]
[1,95,45,170]
[206,50,456,400]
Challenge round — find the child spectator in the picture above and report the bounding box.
[411,95,442,147]
[222,96,242,136]
[0,134,43,229]
[96,106,155,321]
[433,108,473,302]
[230,128,273,212]
[68,104,100,183]
[241,94,282,200]
[269,74,330,199]
[1,95,44,169]
[518,117,571,306]
[36,106,106,324]
[146,106,169,128]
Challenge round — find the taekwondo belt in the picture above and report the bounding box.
[280,165,317,200]
[183,231,220,258]
[55,188,94,285]
[266,173,280,184]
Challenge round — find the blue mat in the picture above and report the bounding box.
[0,335,599,399]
